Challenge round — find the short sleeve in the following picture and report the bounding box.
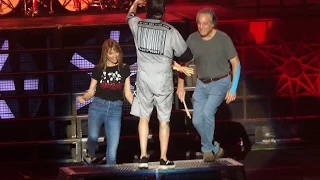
[91,67,101,81]
[186,35,192,47]
[127,12,141,35]
[122,65,130,80]
[171,28,188,57]
[225,36,238,60]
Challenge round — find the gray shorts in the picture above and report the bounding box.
[130,78,173,122]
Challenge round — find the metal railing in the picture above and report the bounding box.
[1,61,318,163]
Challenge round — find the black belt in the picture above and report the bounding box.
[199,74,229,84]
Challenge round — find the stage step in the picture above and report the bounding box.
[57,158,246,180]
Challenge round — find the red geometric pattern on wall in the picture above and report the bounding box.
[256,42,320,96]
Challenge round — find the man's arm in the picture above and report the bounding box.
[172,61,194,76]
[223,34,240,104]
[176,61,193,102]
[171,28,194,64]
[175,51,194,102]
[225,55,241,104]
[177,61,193,82]
[127,0,145,34]
[230,56,241,94]
[127,0,145,17]
[174,33,194,102]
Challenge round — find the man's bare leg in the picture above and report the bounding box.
[159,120,170,161]
[139,118,149,158]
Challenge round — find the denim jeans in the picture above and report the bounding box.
[87,96,123,164]
[192,75,231,153]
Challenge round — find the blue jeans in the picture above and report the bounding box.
[87,97,123,164]
[192,75,231,153]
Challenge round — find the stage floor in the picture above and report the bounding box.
[58,158,245,179]
[1,146,320,180]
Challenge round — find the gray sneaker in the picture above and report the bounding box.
[203,151,215,162]
[203,147,224,162]
[214,147,224,160]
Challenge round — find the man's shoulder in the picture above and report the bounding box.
[216,30,232,40]
[188,31,200,40]
[137,19,173,30]
[127,12,140,21]
[161,21,174,29]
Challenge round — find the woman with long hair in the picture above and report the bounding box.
[77,39,133,165]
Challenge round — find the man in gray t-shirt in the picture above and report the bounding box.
[127,0,193,169]
[177,8,241,162]
[187,30,237,80]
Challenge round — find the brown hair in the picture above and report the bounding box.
[146,0,165,20]
[196,8,218,26]
[96,39,124,71]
